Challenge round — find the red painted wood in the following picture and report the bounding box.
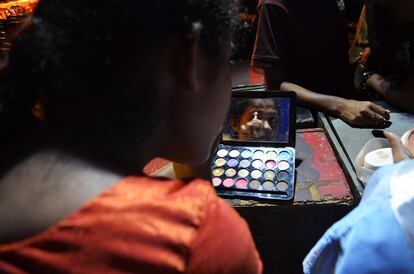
[301,132,348,182]
[143,158,171,176]
[249,67,264,84]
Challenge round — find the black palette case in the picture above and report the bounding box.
[210,91,297,200]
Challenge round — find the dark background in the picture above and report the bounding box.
[231,0,365,61]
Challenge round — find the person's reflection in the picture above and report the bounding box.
[226,98,279,141]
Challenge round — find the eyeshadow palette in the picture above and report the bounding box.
[212,144,295,200]
[211,90,297,201]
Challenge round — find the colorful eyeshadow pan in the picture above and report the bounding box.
[238,169,249,178]
[212,168,225,177]
[217,149,228,158]
[225,168,237,177]
[265,160,277,169]
[249,180,261,190]
[267,151,278,159]
[276,181,289,192]
[215,158,226,167]
[223,178,235,188]
[251,170,262,179]
[241,150,253,158]
[236,179,248,189]
[229,150,240,158]
[212,178,222,187]
[279,151,291,161]
[277,171,289,181]
[263,181,275,190]
[263,170,276,180]
[252,160,263,169]
[278,161,290,171]
[227,159,238,167]
[239,159,250,168]
[253,150,264,159]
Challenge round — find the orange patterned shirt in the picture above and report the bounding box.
[0,177,262,274]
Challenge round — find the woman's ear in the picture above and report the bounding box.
[182,36,201,92]
[163,33,202,95]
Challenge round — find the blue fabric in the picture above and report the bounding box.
[303,163,414,274]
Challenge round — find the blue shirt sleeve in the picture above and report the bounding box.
[303,162,414,274]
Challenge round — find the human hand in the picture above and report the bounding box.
[239,111,273,140]
[338,100,390,127]
[383,130,414,163]
[359,47,371,66]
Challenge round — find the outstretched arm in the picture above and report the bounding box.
[264,67,390,127]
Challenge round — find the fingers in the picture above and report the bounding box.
[363,109,387,124]
[252,122,272,139]
[401,128,414,157]
[384,131,410,162]
[354,102,390,126]
[369,103,391,120]
[263,120,272,131]
[406,131,414,157]
[356,109,385,126]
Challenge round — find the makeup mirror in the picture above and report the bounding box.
[222,91,296,147]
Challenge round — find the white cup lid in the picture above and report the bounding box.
[364,147,394,170]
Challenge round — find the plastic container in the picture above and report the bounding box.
[355,138,391,184]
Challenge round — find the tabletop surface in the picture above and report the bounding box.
[144,127,354,207]
[228,128,353,206]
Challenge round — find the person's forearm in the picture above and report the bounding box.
[264,68,345,115]
[367,74,414,113]
[264,68,390,126]
[280,81,345,116]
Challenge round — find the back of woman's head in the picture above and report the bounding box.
[0,0,234,137]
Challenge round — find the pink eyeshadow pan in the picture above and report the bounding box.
[236,179,248,189]
[265,160,277,169]
[223,178,235,188]
[212,178,222,187]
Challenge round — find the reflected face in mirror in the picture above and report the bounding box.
[227,98,279,141]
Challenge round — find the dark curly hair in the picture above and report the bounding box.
[0,0,235,139]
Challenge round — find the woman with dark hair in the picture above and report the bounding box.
[0,1,262,273]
